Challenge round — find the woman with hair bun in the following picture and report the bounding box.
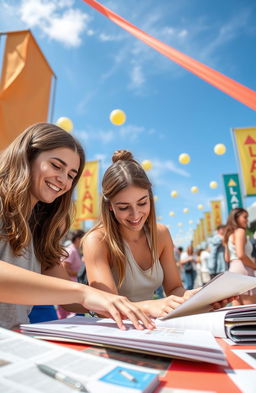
[0,126,154,331]
[223,208,256,305]
[83,150,231,317]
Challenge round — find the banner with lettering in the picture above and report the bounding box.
[199,218,206,242]
[203,211,212,238]
[232,127,256,196]
[223,173,243,214]
[76,160,99,220]
[210,200,222,229]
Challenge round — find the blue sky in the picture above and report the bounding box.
[1,0,256,246]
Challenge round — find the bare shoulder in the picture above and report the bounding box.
[234,227,246,238]
[83,228,107,249]
[157,223,173,245]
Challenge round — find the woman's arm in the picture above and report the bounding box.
[0,260,154,330]
[158,224,185,296]
[82,230,120,294]
[234,228,256,269]
[62,261,78,278]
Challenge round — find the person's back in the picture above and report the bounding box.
[208,225,227,278]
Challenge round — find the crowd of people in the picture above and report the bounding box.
[0,122,255,330]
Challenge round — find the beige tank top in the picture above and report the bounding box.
[111,232,164,302]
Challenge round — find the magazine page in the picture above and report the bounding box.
[159,272,256,320]
[155,310,227,338]
[0,328,159,393]
[21,317,227,366]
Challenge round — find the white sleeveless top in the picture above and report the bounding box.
[111,233,164,302]
[228,236,253,261]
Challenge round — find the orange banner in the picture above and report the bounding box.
[210,201,222,230]
[76,160,99,220]
[0,30,54,149]
[82,0,256,111]
[232,127,256,196]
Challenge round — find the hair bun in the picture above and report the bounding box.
[112,150,134,163]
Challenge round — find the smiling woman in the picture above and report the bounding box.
[82,150,202,318]
[0,124,154,331]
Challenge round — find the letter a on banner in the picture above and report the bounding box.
[232,128,256,196]
[223,173,243,214]
[76,161,99,220]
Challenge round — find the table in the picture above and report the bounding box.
[53,339,256,393]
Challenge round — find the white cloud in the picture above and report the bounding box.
[78,129,115,144]
[129,65,145,89]
[120,124,145,141]
[19,0,90,47]
[152,159,190,178]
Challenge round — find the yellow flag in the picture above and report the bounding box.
[204,211,212,237]
[76,161,99,220]
[210,201,222,230]
[200,218,206,242]
[232,127,256,196]
[0,30,54,149]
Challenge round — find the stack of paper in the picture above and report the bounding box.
[21,317,227,366]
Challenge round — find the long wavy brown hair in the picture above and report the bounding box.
[223,208,248,245]
[84,150,157,287]
[0,122,85,269]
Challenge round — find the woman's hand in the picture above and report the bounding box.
[81,286,155,331]
[184,288,237,310]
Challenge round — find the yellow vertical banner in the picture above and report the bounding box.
[211,200,222,229]
[70,216,83,231]
[76,160,99,220]
[0,30,54,149]
[197,224,202,245]
[204,211,212,237]
[232,127,256,196]
[200,218,206,242]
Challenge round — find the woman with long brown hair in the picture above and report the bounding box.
[83,150,231,318]
[223,208,256,305]
[0,124,153,331]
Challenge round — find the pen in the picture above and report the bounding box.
[118,368,138,383]
[36,363,88,392]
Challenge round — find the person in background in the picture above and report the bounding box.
[223,208,256,305]
[208,225,227,279]
[0,123,154,331]
[180,245,197,290]
[199,247,211,285]
[57,229,85,319]
[82,150,231,318]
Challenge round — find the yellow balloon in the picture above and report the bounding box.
[210,181,218,189]
[189,220,193,225]
[214,143,226,155]
[171,190,178,197]
[169,211,175,216]
[141,160,152,171]
[153,195,158,202]
[109,109,126,126]
[56,117,73,132]
[197,204,204,210]
[183,208,189,213]
[191,186,199,193]
[179,153,190,164]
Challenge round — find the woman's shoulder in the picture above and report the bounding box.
[156,223,173,247]
[83,227,107,246]
[156,223,170,235]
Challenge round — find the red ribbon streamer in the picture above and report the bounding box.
[82,0,256,111]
